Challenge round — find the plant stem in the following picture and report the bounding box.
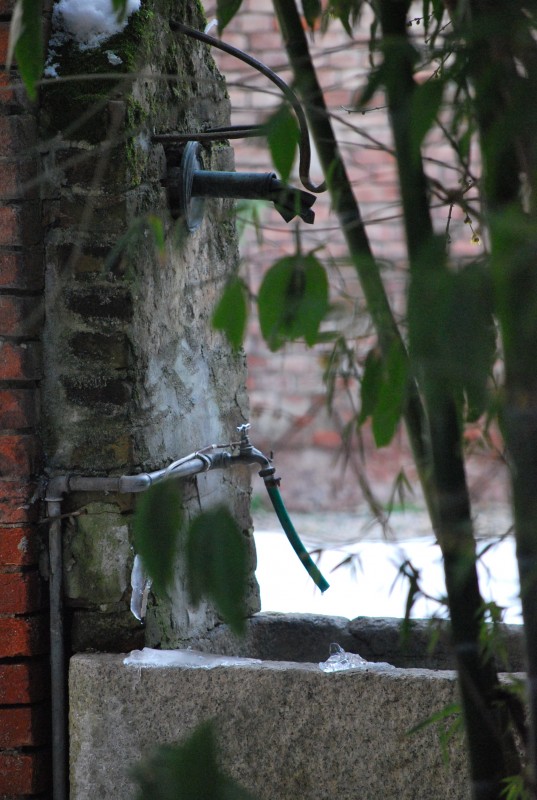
[375,2,520,794]
[460,2,537,789]
[271,0,435,528]
[272,0,520,795]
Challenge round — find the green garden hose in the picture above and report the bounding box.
[265,483,330,593]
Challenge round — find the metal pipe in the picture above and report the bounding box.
[46,494,67,800]
[192,171,277,200]
[46,441,273,797]
[169,20,326,193]
[190,171,316,224]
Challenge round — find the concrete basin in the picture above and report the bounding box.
[69,614,525,800]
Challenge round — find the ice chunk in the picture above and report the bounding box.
[106,51,123,65]
[319,643,395,672]
[124,648,263,669]
[130,554,152,621]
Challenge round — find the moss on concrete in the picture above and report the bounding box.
[41,5,155,143]
[64,502,132,606]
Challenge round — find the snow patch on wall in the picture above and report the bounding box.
[52,0,141,50]
[45,0,141,74]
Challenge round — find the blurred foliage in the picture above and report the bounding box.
[264,104,300,184]
[133,486,249,636]
[9,0,43,98]
[258,251,329,351]
[186,506,250,636]
[133,481,183,597]
[133,721,255,800]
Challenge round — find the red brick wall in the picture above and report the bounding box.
[0,2,51,796]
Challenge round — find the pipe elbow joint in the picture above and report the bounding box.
[45,475,69,502]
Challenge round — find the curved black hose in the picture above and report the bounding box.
[169,20,326,194]
[265,483,330,593]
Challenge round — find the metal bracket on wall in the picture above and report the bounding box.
[162,140,316,230]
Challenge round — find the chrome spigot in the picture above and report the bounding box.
[233,423,271,471]
[237,423,252,450]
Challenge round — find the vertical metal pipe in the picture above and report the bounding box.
[47,497,67,800]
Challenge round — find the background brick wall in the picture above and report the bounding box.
[203,0,509,512]
[0,0,51,795]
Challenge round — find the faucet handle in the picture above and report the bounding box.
[237,423,251,451]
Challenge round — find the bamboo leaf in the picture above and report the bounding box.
[258,253,329,351]
[326,0,363,36]
[212,277,248,351]
[358,346,383,424]
[186,507,249,636]
[407,703,461,738]
[303,0,322,30]
[12,0,43,100]
[265,105,300,183]
[409,254,495,420]
[355,63,386,109]
[372,342,408,447]
[217,0,243,32]
[133,482,183,595]
[410,79,444,160]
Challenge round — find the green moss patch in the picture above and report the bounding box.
[41,6,154,143]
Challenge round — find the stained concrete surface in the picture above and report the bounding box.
[69,651,470,800]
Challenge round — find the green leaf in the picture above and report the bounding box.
[327,0,363,36]
[186,506,249,636]
[6,0,22,69]
[451,263,496,420]
[212,277,248,351]
[112,0,129,23]
[133,721,255,800]
[356,63,386,109]
[358,346,383,424]
[457,125,472,161]
[133,481,183,595]
[372,342,409,447]
[217,0,243,32]
[265,105,300,184]
[303,0,322,30]
[409,252,495,421]
[409,79,444,160]
[407,703,461,736]
[500,774,532,800]
[12,0,43,100]
[146,214,165,254]
[258,253,329,351]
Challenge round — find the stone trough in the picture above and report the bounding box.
[69,613,526,800]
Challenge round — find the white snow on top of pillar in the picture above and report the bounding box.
[51,0,141,50]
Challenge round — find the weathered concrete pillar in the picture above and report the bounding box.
[39,0,259,651]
